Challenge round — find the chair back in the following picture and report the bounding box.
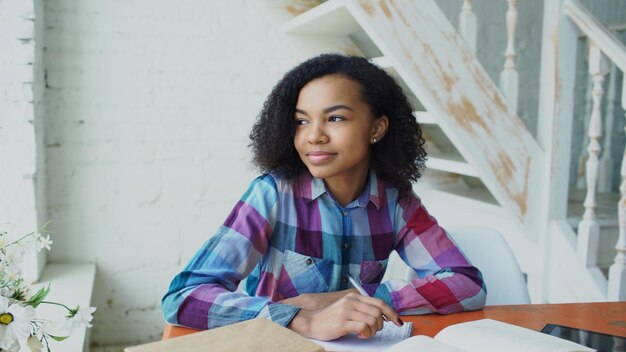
[405,226,530,305]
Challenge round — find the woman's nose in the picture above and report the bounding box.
[307,122,329,144]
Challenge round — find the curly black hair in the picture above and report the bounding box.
[249,53,427,193]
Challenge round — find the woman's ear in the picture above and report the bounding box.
[371,115,389,144]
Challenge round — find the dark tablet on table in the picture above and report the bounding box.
[541,323,625,351]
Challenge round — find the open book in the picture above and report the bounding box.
[388,319,595,352]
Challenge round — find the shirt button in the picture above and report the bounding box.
[341,211,347,216]
[305,258,313,266]
[343,243,349,250]
[342,276,348,284]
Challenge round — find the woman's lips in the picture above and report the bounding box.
[306,151,336,164]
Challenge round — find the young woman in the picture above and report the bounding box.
[162,54,486,341]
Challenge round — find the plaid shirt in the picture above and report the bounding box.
[162,171,486,329]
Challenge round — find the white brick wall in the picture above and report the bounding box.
[0,0,45,282]
[40,0,300,347]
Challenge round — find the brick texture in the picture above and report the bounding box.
[41,0,300,347]
[0,0,44,282]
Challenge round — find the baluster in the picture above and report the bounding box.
[599,62,618,192]
[613,337,625,352]
[607,75,626,301]
[577,74,594,189]
[577,43,608,267]
[499,0,519,112]
[458,0,477,53]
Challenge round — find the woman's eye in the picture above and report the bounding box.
[329,115,344,122]
[295,119,308,125]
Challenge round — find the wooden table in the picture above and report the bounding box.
[162,302,626,340]
[404,302,626,337]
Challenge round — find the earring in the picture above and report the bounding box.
[372,138,377,143]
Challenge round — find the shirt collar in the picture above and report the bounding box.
[301,170,384,210]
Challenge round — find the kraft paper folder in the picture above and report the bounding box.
[124,318,324,352]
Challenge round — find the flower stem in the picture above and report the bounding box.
[41,301,72,311]
[3,232,35,248]
[2,220,53,249]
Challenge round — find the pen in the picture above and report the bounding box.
[347,274,369,297]
[347,274,397,324]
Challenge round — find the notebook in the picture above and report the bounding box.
[309,320,414,351]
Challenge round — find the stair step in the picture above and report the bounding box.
[427,181,500,210]
[282,0,354,35]
[374,58,426,110]
[415,111,436,124]
[371,55,391,68]
[422,123,475,175]
[426,150,478,177]
[567,189,619,223]
[566,217,618,228]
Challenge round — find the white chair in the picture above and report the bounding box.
[404,226,531,305]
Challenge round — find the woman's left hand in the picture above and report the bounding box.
[279,289,359,310]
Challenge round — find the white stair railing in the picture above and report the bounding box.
[458,0,477,53]
[499,0,519,112]
[598,62,618,193]
[564,0,626,298]
[576,75,593,189]
[274,0,626,301]
[607,81,626,301]
[577,43,608,268]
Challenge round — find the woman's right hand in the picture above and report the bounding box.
[287,292,401,341]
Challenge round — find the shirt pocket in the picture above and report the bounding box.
[359,259,389,284]
[277,250,333,298]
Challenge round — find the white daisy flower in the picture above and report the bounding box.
[0,296,36,351]
[1,250,24,282]
[35,234,53,251]
[26,335,44,352]
[61,306,96,334]
[0,287,12,297]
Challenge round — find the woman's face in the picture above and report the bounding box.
[293,74,387,185]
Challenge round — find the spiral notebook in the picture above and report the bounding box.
[309,320,414,351]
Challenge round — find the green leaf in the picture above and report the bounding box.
[26,284,50,308]
[48,335,69,342]
[11,289,27,301]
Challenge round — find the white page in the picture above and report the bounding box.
[310,321,413,352]
[435,319,595,352]
[387,335,467,352]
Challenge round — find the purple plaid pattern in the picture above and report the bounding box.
[162,171,486,330]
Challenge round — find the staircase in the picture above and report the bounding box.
[259,0,626,303]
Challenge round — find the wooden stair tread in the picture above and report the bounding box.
[414,111,436,124]
[370,55,391,68]
[282,0,356,35]
[426,150,478,177]
[428,182,499,207]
